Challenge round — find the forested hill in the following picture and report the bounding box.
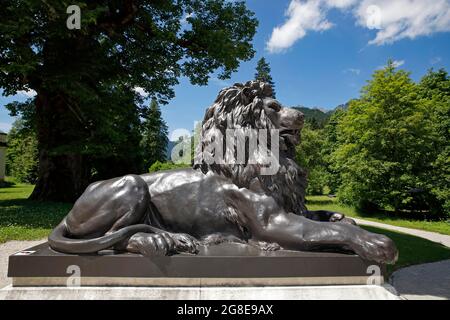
[292,104,349,128]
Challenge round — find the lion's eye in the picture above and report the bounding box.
[268,102,281,112]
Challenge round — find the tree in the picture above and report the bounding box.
[255,57,276,97]
[0,0,258,201]
[419,69,450,216]
[322,108,346,193]
[5,119,38,184]
[333,60,439,213]
[148,161,190,173]
[141,99,169,170]
[296,123,327,195]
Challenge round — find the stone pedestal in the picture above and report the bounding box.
[2,242,400,299]
[8,242,386,287]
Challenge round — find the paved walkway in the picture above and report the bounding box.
[354,218,450,247]
[390,259,450,300]
[354,218,450,300]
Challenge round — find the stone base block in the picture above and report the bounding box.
[8,242,386,287]
[0,284,401,300]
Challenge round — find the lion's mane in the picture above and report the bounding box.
[194,81,308,216]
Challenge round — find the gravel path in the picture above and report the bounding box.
[354,218,450,247]
[390,260,450,300]
[0,239,46,289]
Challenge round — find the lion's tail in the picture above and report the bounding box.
[48,220,159,254]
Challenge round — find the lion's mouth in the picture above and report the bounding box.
[280,128,299,136]
[280,128,301,154]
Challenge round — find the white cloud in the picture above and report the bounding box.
[377,59,405,69]
[392,59,405,68]
[344,68,361,75]
[267,0,333,53]
[355,0,450,45]
[18,89,37,98]
[267,0,450,52]
[325,0,358,9]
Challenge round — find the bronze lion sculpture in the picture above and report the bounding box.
[49,81,398,264]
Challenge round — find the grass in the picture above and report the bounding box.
[307,195,450,236]
[1,180,449,276]
[361,226,450,275]
[0,179,71,243]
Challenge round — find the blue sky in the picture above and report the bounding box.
[1,0,450,136]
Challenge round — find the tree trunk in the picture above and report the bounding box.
[29,90,90,202]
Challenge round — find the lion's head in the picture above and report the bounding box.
[194,80,308,216]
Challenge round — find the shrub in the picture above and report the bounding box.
[148,161,191,173]
[5,120,38,184]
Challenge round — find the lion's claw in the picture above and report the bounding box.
[352,232,398,264]
[330,213,345,222]
[171,233,199,254]
[329,213,357,225]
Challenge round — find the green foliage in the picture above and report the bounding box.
[418,69,450,215]
[296,109,348,195]
[0,0,258,200]
[149,161,190,173]
[0,0,258,99]
[141,99,169,170]
[293,106,334,129]
[296,123,327,195]
[332,61,445,217]
[5,117,38,184]
[88,86,144,180]
[322,108,347,193]
[255,57,276,97]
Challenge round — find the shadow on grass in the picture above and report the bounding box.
[307,195,449,224]
[362,226,450,276]
[0,180,15,188]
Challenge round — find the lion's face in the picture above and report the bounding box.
[195,80,308,216]
[260,97,304,156]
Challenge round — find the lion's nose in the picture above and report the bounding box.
[294,110,304,122]
[280,108,304,128]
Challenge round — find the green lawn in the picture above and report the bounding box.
[307,195,450,235]
[361,226,450,275]
[1,182,449,276]
[0,181,71,243]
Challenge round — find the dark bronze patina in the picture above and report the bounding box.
[48,81,398,264]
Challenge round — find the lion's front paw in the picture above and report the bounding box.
[130,232,199,257]
[330,213,345,222]
[132,232,175,257]
[171,233,199,254]
[352,232,398,264]
[329,213,357,225]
